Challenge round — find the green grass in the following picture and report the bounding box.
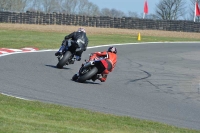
[1,94,199,133]
[0,28,200,133]
[1,29,200,49]
[0,29,65,49]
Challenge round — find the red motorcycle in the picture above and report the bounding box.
[72,53,107,83]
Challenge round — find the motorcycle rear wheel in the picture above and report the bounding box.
[77,67,98,83]
[56,51,72,69]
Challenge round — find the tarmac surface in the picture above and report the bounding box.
[1,42,200,130]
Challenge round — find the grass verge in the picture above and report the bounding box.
[1,29,200,49]
[1,94,199,133]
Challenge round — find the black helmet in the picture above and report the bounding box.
[108,46,117,54]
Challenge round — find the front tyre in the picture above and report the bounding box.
[77,67,98,83]
[56,51,72,69]
[72,74,78,81]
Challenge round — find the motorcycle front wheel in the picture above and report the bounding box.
[56,51,72,69]
[77,67,98,83]
[72,74,78,81]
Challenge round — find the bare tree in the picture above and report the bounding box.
[20,0,29,12]
[13,0,29,12]
[78,2,99,16]
[0,0,139,18]
[155,0,186,20]
[78,0,91,15]
[41,0,61,13]
[3,0,14,11]
[148,13,158,20]
[88,4,100,16]
[0,0,15,11]
[100,8,112,17]
[26,0,43,12]
[100,8,125,18]
[0,0,8,11]
[127,11,139,18]
[61,0,79,14]
[77,0,99,16]
[0,0,29,12]
[110,9,125,18]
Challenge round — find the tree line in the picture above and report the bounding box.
[0,0,199,21]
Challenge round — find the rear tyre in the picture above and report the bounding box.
[77,67,98,83]
[56,51,72,69]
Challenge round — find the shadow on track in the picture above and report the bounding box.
[71,79,100,85]
[45,64,71,70]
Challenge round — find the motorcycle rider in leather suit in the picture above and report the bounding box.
[90,46,117,82]
[55,27,89,61]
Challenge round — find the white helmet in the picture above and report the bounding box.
[77,27,86,33]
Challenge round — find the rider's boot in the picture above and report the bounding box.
[92,74,101,82]
[69,58,75,64]
[55,51,62,56]
[75,55,81,61]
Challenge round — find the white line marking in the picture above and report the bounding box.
[1,93,33,101]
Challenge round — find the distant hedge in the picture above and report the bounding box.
[0,11,200,33]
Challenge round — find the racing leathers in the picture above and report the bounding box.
[55,30,88,61]
[89,51,117,82]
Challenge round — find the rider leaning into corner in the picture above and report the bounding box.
[89,46,117,82]
[55,27,89,61]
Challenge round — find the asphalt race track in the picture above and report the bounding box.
[1,42,200,130]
